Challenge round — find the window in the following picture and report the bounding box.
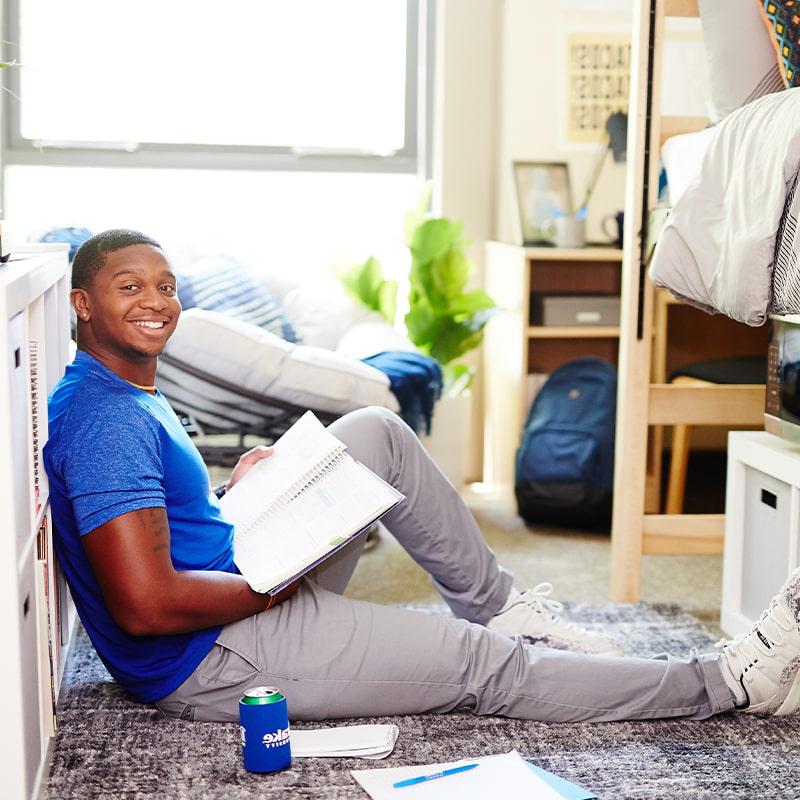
[4,0,427,174]
[2,1,431,278]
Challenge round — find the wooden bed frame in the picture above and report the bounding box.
[609,0,767,601]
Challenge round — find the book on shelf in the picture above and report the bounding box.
[220,411,404,595]
[35,518,57,736]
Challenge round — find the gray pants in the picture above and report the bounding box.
[156,407,735,723]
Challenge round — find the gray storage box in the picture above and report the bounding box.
[535,295,620,326]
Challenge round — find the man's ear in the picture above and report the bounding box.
[71,288,90,322]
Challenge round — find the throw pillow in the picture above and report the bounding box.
[32,226,94,261]
[771,169,800,314]
[178,255,300,343]
[698,0,784,119]
[759,0,800,87]
[161,308,398,418]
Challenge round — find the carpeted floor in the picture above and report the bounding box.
[43,602,800,800]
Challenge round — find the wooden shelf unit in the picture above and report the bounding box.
[482,242,623,496]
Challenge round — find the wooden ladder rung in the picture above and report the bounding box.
[665,0,699,17]
[642,514,724,555]
[648,384,765,426]
[659,115,709,147]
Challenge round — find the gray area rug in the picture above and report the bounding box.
[44,603,800,800]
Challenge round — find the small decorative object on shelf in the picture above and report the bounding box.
[512,161,572,247]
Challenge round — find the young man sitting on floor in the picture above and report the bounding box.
[44,229,800,723]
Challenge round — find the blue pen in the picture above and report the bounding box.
[393,763,479,788]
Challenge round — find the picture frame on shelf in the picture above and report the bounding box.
[512,161,573,246]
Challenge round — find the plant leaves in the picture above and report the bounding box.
[428,317,486,365]
[442,363,475,397]
[409,218,463,265]
[430,247,470,300]
[446,290,497,317]
[338,256,396,324]
[376,280,398,325]
[357,256,384,306]
[404,298,437,350]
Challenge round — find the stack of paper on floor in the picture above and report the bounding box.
[220,411,404,594]
[291,725,399,759]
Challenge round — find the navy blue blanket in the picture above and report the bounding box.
[362,351,442,435]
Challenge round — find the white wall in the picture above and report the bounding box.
[494,2,708,246]
[495,1,630,246]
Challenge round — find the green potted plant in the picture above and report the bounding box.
[339,188,496,397]
[337,191,496,487]
[402,193,496,397]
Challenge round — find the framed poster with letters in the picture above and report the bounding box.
[566,33,631,144]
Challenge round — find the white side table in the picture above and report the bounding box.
[721,431,800,636]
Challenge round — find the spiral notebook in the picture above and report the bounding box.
[219,411,404,594]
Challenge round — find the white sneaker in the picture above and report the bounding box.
[717,567,800,715]
[487,584,624,657]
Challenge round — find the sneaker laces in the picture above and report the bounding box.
[516,583,581,630]
[716,597,794,673]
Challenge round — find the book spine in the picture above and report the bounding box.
[29,340,42,520]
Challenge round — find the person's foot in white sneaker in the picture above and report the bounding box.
[487,584,624,657]
[717,566,800,715]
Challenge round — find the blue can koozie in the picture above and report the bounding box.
[239,686,292,773]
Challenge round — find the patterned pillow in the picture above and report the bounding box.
[178,255,300,343]
[759,1,800,87]
[698,0,784,119]
[771,169,800,314]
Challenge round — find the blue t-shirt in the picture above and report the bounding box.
[44,351,236,703]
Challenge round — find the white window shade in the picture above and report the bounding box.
[19,0,408,152]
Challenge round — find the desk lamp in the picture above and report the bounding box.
[576,112,628,221]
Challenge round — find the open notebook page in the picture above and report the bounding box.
[232,456,402,592]
[219,411,344,533]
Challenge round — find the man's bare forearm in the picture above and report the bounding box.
[131,568,271,636]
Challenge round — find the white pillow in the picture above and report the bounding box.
[698,0,784,120]
[162,308,399,415]
[280,278,377,349]
[661,128,716,206]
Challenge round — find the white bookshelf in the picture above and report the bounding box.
[0,244,76,800]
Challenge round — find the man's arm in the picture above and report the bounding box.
[83,507,269,636]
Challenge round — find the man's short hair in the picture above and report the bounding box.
[71,229,162,290]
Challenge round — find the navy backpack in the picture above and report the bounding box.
[515,357,617,529]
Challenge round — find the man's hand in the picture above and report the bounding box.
[227,445,274,492]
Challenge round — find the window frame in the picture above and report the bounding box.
[2,0,433,176]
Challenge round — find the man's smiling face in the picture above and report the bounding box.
[79,244,181,362]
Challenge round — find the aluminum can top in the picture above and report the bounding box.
[241,686,285,705]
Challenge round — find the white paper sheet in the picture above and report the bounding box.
[350,750,564,800]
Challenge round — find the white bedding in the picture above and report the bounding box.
[650,88,800,326]
[661,128,715,206]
